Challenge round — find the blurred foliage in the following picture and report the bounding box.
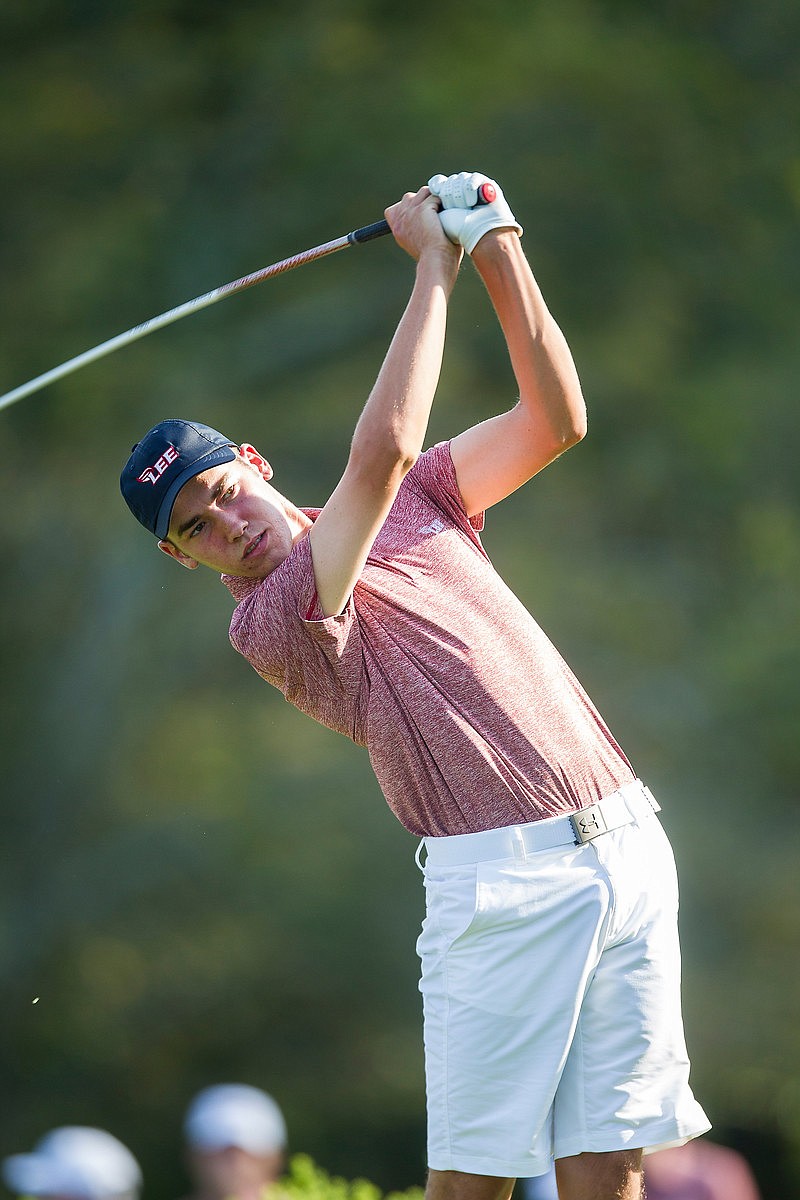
[275,1155,423,1200]
[1,1,799,1197]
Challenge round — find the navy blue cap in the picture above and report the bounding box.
[120,419,237,540]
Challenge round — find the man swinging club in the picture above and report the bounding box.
[121,171,710,1200]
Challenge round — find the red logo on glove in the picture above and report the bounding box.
[138,444,179,485]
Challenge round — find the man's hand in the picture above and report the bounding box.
[428,171,523,254]
[384,186,462,270]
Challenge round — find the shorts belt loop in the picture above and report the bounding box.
[642,783,661,814]
[511,825,528,860]
[415,839,427,872]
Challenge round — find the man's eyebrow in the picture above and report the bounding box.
[177,511,201,538]
[176,474,231,538]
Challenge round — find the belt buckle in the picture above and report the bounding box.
[571,802,608,844]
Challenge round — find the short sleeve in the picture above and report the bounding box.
[227,535,366,740]
[408,441,485,536]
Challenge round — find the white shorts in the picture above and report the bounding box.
[416,781,710,1178]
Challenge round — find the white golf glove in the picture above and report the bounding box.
[428,171,522,254]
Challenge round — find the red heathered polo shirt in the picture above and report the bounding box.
[223,442,634,837]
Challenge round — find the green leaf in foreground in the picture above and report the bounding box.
[274,1154,425,1200]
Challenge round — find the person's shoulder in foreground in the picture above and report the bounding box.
[644,1138,762,1200]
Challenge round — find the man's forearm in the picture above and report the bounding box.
[471,233,586,448]
[349,249,458,481]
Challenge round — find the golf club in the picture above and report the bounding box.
[0,217,390,413]
[0,180,497,414]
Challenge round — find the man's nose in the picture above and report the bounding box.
[221,509,247,541]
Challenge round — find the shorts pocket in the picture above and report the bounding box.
[417,863,483,969]
[437,849,611,1018]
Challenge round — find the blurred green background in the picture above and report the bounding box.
[1,1,799,1196]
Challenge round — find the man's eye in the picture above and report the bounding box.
[223,486,235,500]
[189,522,205,539]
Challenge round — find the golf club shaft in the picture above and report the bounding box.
[0,218,391,412]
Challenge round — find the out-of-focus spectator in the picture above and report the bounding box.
[519,1136,762,1199]
[182,1084,287,1200]
[644,1137,762,1199]
[2,1127,142,1200]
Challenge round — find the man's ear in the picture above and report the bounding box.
[158,540,200,570]
[239,442,273,481]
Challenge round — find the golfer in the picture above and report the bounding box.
[121,173,709,1200]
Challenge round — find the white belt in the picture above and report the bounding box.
[420,780,661,868]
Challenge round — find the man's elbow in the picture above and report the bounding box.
[566,411,588,448]
[554,405,588,454]
[386,433,420,476]
[349,437,418,489]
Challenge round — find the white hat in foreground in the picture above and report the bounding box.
[2,1127,142,1200]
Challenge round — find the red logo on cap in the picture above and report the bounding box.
[138,444,180,486]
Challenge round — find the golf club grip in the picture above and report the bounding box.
[347,182,494,247]
[348,219,391,245]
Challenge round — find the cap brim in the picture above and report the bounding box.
[154,444,237,540]
[188,1132,276,1155]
